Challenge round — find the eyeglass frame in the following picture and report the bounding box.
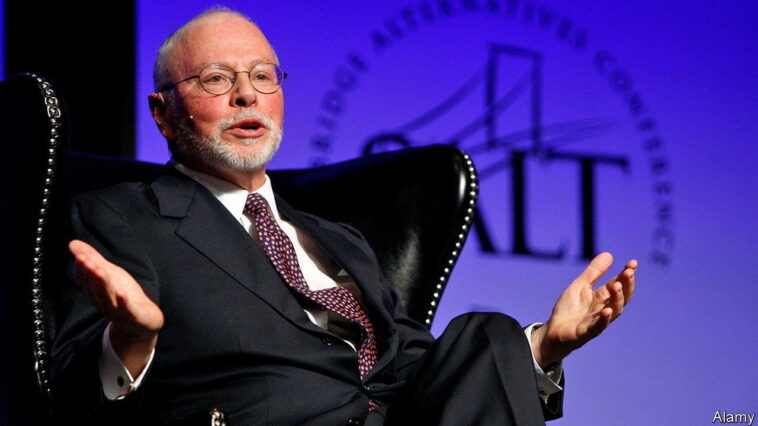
[158,62,287,95]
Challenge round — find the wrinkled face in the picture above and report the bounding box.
[160,14,284,172]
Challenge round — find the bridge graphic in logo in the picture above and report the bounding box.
[361,44,629,261]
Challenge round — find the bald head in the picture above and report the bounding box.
[153,8,277,92]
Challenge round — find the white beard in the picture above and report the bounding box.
[173,109,282,172]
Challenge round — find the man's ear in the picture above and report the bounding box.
[148,92,177,140]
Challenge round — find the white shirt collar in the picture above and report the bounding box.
[171,161,281,221]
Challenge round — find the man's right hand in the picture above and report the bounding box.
[69,239,163,378]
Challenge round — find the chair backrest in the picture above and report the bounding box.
[0,73,478,422]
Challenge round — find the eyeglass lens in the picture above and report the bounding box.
[198,64,284,94]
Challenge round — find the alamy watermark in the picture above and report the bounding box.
[713,411,755,425]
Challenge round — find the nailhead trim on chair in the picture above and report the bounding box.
[424,152,479,326]
[26,72,61,402]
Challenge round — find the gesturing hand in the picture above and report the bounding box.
[531,252,637,367]
[69,239,163,376]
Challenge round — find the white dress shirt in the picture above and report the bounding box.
[99,163,562,400]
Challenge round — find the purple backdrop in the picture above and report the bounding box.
[130,0,758,423]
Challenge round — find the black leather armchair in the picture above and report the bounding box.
[0,73,478,423]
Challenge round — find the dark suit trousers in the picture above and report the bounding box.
[145,312,557,426]
[377,312,555,426]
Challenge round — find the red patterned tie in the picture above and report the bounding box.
[244,193,379,389]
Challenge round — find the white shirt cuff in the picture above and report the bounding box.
[98,323,155,400]
[523,323,563,401]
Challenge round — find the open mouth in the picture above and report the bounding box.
[230,118,266,131]
[227,118,268,138]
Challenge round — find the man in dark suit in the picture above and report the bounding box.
[52,8,637,425]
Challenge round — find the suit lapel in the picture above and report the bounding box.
[150,169,399,379]
[149,170,327,336]
[275,196,400,378]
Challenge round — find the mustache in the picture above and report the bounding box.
[217,109,275,132]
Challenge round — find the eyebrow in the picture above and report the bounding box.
[195,58,279,71]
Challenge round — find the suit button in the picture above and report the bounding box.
[362,384,371,393]
[346,418,362,425]
[321,336,335,346]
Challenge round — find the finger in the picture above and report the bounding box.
[600,307,613,328]
[585,308,613,339]
[605,260,637,304]
[604,258,637,287]
[69,240,112,268]
[608,281,625,320]
[69,239,95,257]
[75,256,109,289]
[71,241,120,295]
[74,255,121,313]
[621,265,636,305]
[574,252,614,289]
[73,255,102,292]
[72,258,93,297]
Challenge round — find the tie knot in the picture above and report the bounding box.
[244,192,269,217]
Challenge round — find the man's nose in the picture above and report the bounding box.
[230,72,257,107]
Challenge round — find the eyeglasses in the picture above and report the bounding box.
[159,63,287,95]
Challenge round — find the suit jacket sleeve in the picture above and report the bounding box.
[543,374,564,420]
[51,190,160,423]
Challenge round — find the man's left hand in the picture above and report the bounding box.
[530,252,637,368]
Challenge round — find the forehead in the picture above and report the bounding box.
[169,14,276,76]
